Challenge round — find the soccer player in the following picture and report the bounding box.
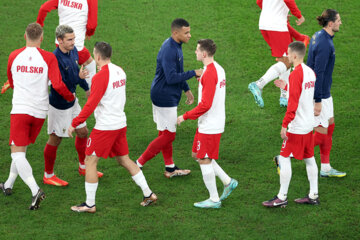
[42,25,103,187]
[37,0,97,88]
[307,9,346,177]
[135,18,203,178]
[69,42,157,213]
[177,39,238,208]
[248,0,305,108]
[263,41,319,208]
[0,23,75,209]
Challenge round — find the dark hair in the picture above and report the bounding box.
[171,18,190,31]
[288,41,306,57]
[94,42,112,59]
[26,23,43,41]
[317,9,339,27]
[197,39,217,57]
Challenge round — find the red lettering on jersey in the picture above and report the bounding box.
[61,0,83,9]
[220,79,226,88]
[305,81,315,90]
[16,65,44,74]
[113,79,126,89]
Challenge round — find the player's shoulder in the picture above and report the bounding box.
[9,47,27,59]
[37,48,57,61]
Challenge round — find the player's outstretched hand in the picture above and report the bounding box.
[79,65,89,79]
[274,79,287,90]
[280,127,288,141]
[296,15,305,25]
[185,90,194,105]
[177,115,185,126]
[314,102,322,116]
[68,126,75,138]
[195,68,203,77]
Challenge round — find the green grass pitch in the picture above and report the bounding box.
[0,0,359,239]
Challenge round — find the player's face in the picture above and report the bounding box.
[195,44,204,61]
[93,48,100,66]
[59,33,75,51]
[331,14,342,32]
[287,48,294,65]
[177,26,191,43]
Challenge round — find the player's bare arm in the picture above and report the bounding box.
[177,115,185,126]
[185,90,194,105]
[280,127,288,141]
[296,15,305,25]
[314,102,322,116]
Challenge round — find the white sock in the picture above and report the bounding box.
[211,160,231,185]
[4,158,18,189]
[85,182,98,206]
[321,163,332,172]
[165,164,175,168]
[84,60,96,89]
[136,160,143,168]
[132,171,152,197]
[256,61,287,89]
[79,163,86,170]
[44,172,54,178]
[200,163,219,202]
[12,152,39,196]
[279,69,290,98]
[304,157,319,199]
[277,156,292,201]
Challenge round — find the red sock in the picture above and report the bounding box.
[44,143,58,174]
[75,136,87,165]
[138,130,176,165]
[318,124,334,164]
[162,141,174,166]
[287,22,305,41]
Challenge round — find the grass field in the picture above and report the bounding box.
[0,0,359,239]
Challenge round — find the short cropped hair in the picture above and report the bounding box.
[317,9,339,27]
[171,18,190,31]
[94,42,112,60]
[288,41,306,58]
[26,23,43,41]
[197,39,217,57]
[55,25,74,40]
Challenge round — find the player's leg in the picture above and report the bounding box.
[78,48,96,89]
[71,155,99,213]
[287,22,310,47]
[213,160,238,201]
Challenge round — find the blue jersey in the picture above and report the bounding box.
[150,37,196,107]
[307,29,335,102]
[50,47,89,109]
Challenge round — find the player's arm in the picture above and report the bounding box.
[4,47,26,92]
[71,70,108,128]
[284,0,304,25]
[313,43,331,103]
[78,65,90,92]
[36,0,59,27]
[162,49,196,85]
[256,0,263,9]
[282,69,302,128]
[86,0,98,37]
[183,71,217,120]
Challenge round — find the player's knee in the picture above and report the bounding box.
[48,134,62,146]
[76,127,88,138]
[191,152,197,159]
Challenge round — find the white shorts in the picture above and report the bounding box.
[47,98,86,137]
[314,96,334,128]
[152,104,177,133]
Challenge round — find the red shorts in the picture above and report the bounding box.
[55,44,91,65]
[280,131,314,160]
[260,30,292,57]
[86,127,129,159]
[192,129,222,160]
[9,114,45,146]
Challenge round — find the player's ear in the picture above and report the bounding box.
[24,33,27,41]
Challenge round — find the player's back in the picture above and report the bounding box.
[259,0,289,31]
[94,63,127,130]
[288,63,316,134]
[9,47,53,118]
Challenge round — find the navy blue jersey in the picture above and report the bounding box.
[307,29,335,102]
[150,37,196,107]
[50,46,89,109]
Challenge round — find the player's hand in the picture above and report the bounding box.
[280,127,288,141]
[314,102,322,116]
[1,80,10,94]
[79,65,89,79]
[85,35,91,41]
[296,15,305,25]
[195,68,203,77]
[274,79,287,90]
[68,125,75,138]
[185,90,194,105]
[85,90,90,98]
[177,115,185,126]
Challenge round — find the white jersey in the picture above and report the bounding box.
[284,63,316,134]
[258,0,302,32]
[72,63,127,130]
[7,47,74,119]
[57,0,89,51]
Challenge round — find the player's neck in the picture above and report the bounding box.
[293,60,303,68]
[26,41,41,48]
[98,60,111,69]
[323,27,334,36]
[202,57,214,66]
